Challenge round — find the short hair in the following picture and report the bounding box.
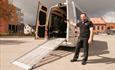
[80,13,87,17]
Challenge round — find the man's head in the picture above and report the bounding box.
[80,13,87,22]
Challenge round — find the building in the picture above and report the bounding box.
[0,0,9,34]
[8,4,19,33]
[106,23,115,30]
[90,18,106,33]
[8,4,24,34]
[24,24,35,35]
[90,18,115,34]
[0,0,24,35]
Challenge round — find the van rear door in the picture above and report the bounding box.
[35,1,48,39]
[66,0,78,46]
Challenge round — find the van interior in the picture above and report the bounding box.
[48,6,67,39]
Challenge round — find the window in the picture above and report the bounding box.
[93,26,95,30]
[76,7,82,21]
[41,6,47,11]
[101,26,103,30]
[97,26,99,30]
[39,11,46,25]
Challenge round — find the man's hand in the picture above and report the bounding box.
[88,38,93,44]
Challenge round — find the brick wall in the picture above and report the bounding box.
[106,23,115,29]
[0,0,19,34]
[0,0,9,34]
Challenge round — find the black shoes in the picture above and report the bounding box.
[71,59,87,65]
[70,59,78,62]
[82,61,87,65]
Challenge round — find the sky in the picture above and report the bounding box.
[11,0,115,25]
[76,0,115,22]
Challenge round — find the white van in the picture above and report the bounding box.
[12,1,84,69]
[35,0,83,47]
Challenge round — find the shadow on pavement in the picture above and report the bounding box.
[32,40,112,69]
[88,55,115,64]
[82,40,115,64]
[0,40,26,45]
[72,40,114,64]
[69,40,110,56]
[88,40,109,56]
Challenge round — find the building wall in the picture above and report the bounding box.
[106,23,115,29]
[93,23,115,33]
[0,18,8,33]
[0,0,9,34]
[93,24,106,33]
[0,0,22,35]
[90,18,108,34]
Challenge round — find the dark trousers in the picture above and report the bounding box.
[73,37,89,61]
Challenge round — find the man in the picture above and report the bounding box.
[71,13,94,65]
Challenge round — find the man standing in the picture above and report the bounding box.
[71,13,94,65]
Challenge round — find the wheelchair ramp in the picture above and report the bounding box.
[12,38,65,70]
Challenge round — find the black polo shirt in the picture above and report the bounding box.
[77,20,93,38]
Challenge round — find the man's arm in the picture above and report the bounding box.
[88,27,93,44]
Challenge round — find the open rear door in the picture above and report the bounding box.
[66,0,78,46]
[35,1,48,39]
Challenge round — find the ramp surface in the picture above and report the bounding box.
[12,38,65,70]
